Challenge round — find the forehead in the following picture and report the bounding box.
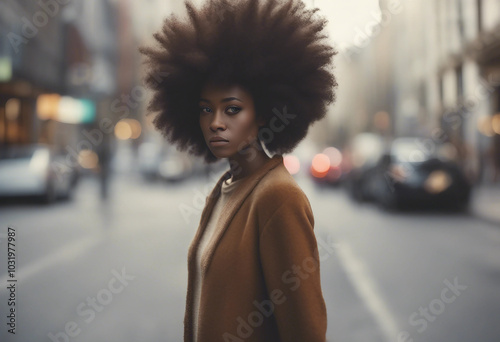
[199,82,252,102]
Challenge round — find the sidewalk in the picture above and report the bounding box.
[470,182,500,226]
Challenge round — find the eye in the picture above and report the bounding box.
[227,106,241,114]
[199,106,212,114]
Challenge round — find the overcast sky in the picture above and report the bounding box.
[132,0,383,50]
[304,0,382,49]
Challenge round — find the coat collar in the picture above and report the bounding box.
[188,153,284,279]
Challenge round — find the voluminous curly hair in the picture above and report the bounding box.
[139,0,338,163]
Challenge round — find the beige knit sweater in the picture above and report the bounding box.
[192,175,244,342]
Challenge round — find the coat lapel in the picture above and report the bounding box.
[188,154,284,279]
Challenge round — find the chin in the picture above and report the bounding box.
[209,149,233,159]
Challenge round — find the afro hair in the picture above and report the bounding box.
[139,0,338,163]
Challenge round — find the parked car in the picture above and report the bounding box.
[0,143,78,203]
[344,133,386,202]
[372,138,472,211]
[158,150,194,182]
[138,141,162,180]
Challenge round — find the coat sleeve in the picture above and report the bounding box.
[259,194,327,342]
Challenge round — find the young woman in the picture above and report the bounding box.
[140,0,338,340]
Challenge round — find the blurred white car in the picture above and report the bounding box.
[138,142,196,182]
[158,146,194,182]
[0,144,78,203]
[138,142,162,180]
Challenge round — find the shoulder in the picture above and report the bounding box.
[251,163,313,223]
[255,162,306,199]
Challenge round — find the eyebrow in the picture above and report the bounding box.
[199,97,243,104]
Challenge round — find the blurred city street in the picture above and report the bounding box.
[1,0,500,341]
[1,169,500,342]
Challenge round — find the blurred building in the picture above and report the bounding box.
[129,0,188,144]
[332,0,500,184]
[0,0,141,186]
[129,0,202,170]
[0,0,67,146]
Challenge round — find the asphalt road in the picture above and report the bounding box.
[0,172,499,342]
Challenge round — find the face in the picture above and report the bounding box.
[199,82,265,159]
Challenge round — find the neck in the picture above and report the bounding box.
[227,142,271,182]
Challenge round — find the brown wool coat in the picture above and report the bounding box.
[184,154,327,342]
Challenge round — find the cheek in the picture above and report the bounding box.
[234,112,258,135]
[199,116,208,130]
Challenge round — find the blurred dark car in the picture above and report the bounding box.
[345,133,386,201]
[372,138,472,211]
[0,143,79,203]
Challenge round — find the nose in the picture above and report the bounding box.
[209,110,226,132]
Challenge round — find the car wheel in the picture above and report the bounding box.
[351,183,366,202]
[378,187,399,212]
[59,186,73,201]
[451,199,470,213]
[40,180,56,204]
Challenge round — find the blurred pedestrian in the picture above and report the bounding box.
[96,131,112,200]
[140,0,337,341]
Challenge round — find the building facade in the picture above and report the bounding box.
[334,0,500,184]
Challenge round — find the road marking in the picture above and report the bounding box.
[335,240,400,341]
[0,235,102,293]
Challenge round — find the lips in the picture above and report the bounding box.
[209,137,229,142]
